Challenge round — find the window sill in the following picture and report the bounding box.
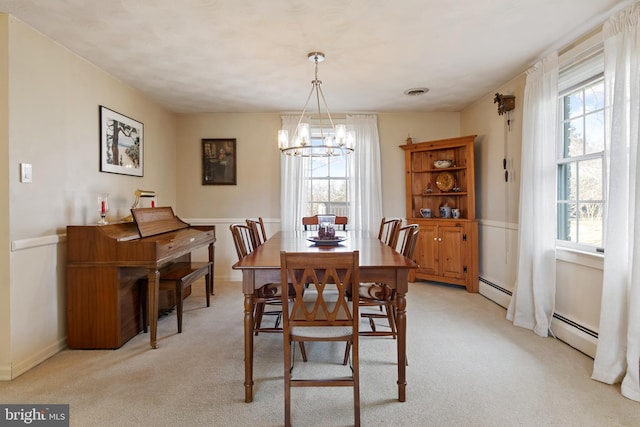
[556,246,604,270]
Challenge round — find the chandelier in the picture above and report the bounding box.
[278,52,355,157]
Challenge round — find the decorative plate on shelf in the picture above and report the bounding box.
[435,172,455,192]
[306,236,347,246]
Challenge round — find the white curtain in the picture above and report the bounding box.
[280,115,310,231]
[346,114,383,235]
[506,52,559,337]
[592,1,640,402]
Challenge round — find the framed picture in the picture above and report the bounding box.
[100,106,144,176]
[202,138,236,185]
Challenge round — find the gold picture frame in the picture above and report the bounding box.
[202,138,236,185]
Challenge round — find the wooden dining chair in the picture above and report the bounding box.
[230,223,284,334]
[378,217,402,247]
[280,250,360,427]
[359,223,419,337]
[230,223,255,259]
[246,217,267,249]
[301,214,348,231]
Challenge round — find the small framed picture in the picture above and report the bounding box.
[202,138,236,185]
[100,106,144,176]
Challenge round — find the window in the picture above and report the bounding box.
[304,127,350,217]
[557,57,605,252]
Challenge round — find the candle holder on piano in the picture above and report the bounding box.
[98,193,109,224]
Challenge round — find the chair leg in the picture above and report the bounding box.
[175,282,183,333]
[254,302,265,335]
[299,341,308,362]
[343,341,351,365]
[275,311,282,328]
[368,316,377,332]
[361,302,397,336]
[284,337,292,427]
[352,339,361,427]
[385,302,397,338]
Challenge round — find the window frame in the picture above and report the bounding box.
[556,72,606,254]
[304,125,350,217]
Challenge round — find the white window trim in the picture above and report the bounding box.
[556,31,606,253]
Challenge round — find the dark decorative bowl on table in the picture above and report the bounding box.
[307,225,346,245]
[318,224,336,239]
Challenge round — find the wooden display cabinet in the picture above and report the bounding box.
[400,135,478,292]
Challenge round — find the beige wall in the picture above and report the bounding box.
[461,79,524,225]
[176,113,282,220]
[0,14,11,377]
[461,77,524,295]
[9,17,178,238]
[3,15,178,379]
[176,111,461,280]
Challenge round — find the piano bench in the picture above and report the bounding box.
[140,261,213,334]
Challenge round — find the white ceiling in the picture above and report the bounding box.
[0,0,632,114]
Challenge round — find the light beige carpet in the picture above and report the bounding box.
[0,280,638,426]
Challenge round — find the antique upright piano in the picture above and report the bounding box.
[66,207,215,349]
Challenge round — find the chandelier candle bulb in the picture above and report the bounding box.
[296,123,310,146]
[336,124,346,144]
[278,129,289,150]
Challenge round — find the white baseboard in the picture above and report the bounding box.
[550,317,597,359]
[0,364,11,381]
[1,338,67,381]
[479,280,511,309]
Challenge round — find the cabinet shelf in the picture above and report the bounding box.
[412,166,467,173]
[412,217,473,221]
[417,192,469,197]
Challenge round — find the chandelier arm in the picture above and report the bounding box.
[314,55,336,130]
[312,55,328,141]
[298,83,316,123]
[292,83,317,141]
[316,84,337,130]
[314,81,325,141]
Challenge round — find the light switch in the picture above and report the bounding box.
[20,163,32,183]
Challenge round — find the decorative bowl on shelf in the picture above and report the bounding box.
[433,159,453,168]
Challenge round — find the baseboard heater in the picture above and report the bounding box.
[552,313,598,339]
[479,276,512,296]
[478,276,598,339]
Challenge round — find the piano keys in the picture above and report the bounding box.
[66,207,215,349]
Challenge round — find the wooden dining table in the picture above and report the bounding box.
[232,230,417,403]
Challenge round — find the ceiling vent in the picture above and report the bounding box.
[404,87,429,96]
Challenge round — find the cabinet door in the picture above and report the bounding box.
[439,225,465,279]
[416,224,439,276]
